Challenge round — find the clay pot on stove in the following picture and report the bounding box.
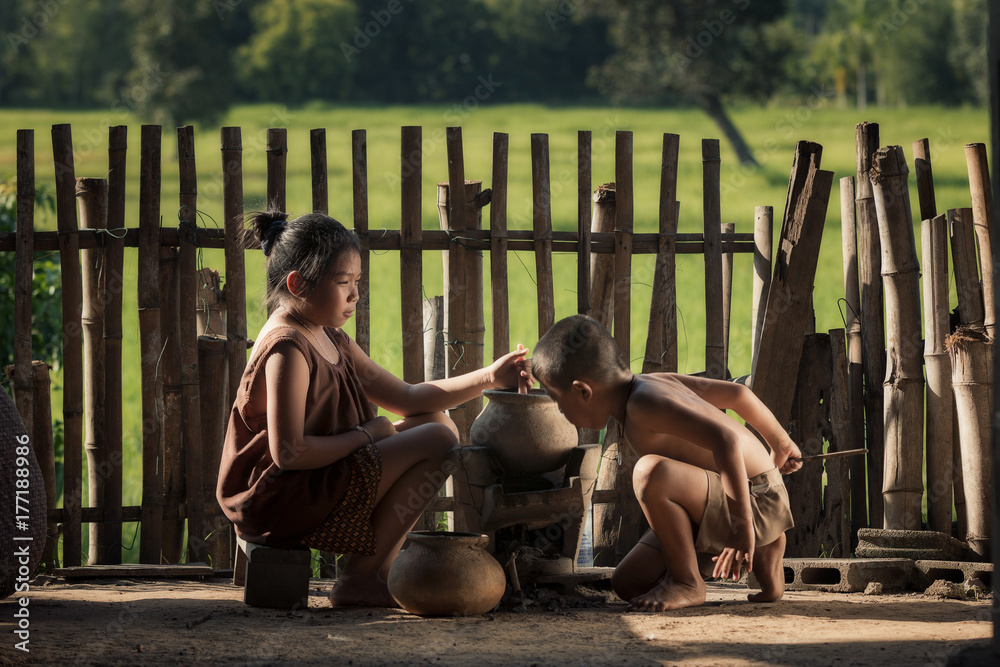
[388,531,506,616]
[470,388,578,475]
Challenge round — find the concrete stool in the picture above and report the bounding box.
[233,535,311,609]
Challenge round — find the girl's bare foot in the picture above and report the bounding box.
[330,573,400,608]
[626,577,706,612]
[747,533,785,603]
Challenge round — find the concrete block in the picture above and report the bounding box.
[913,560,993,590]
[856,528,967,561]
[749,558,916,593]
[234,536,311,609]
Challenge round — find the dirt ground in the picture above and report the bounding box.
[0,574,994,666]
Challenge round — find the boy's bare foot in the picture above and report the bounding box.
[626,577,706,612]
[748,533,785,603]
[330,573,400,608]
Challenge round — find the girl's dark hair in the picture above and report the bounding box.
[248,208,361,314]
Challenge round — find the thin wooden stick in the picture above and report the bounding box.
[922,213,954,534]
[105,126,126,564]
[400,126,424,383]
[310,129,328,215]
[13,130,34,435]
[52,123,83,567]
[702,139,724,379]
[177,125,206,564]
[491,132,510,359]
[138,124,164,564]
[78,177,108,564]
[352,130,371,356]
[870,145,924,530]
[965,143,995,339]
[531,133,555,337]
[721,222,735,377]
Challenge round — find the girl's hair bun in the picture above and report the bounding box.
[252,209,290,256]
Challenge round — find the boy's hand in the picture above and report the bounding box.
[773,439,803,474]
[712,523,755,581]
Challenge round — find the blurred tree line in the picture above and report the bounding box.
[0,0,989,131]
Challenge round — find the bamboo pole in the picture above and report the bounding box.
[922,213,954,534]
[105,125,126,564]
[750,205,772,376]
[643,133,679,374]
[78,177,108,564]
[856,121,886,528]
[310,128,328,215]
[400,126,424,383]
[13,130,34,437]
[614,131,634,365]
[178,126,206,564]
[870,145,924,530]
[965,143,995,339]
[266,128,287,212]
[532,133,556,337]
[352,130,371,356]
[947,326,993,559]
[577,131,592,319]
[197,334,231,569]
[840,176,867,534]
[32,361,57,570]
[491,132,510,359]
[138,125,164,563]
[703,139,725,379]
[950,208,986,328]
[589,184,617,331]
[465,181,486,421]
[721,222,735,377]
[221,127,247,416]
[52,123,83,567]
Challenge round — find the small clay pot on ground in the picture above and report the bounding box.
[387,531,506,616]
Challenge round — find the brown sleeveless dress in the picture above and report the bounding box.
[216,325,382,554]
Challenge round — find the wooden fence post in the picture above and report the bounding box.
[577,131,592,320]
[702,139,724,379]
[870,145,924,530]
[491,132,510,360]
[32,361,57,570]
[198,334,231,569]
[400,126,424,383]
[643,133,679,375]
[266,128,287,212]
[178,125,206,564]
[310,128,328,215]
[13,130,33,438]
[965,143,995,340]
[53,123,83,567]
[352,129,371,356]
[105,125,127,564]
[221,127,248,422]
[77,177,108,564]
[532,133,556,337]
[751,205,772,376]
[589,184,616,331]
[138,125,164,564]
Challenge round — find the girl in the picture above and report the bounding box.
[217,209,527,607]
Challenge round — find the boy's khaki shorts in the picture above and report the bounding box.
[693,467,794,555]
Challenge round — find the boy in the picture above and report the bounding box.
[531,315,802,611]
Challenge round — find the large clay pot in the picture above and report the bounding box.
[469,389,578,475]
[388,531,506,616]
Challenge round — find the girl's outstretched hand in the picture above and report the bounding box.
[488,344,529,390]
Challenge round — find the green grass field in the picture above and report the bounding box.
[0,102,988,563]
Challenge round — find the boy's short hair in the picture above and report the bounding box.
[532,315,629,390]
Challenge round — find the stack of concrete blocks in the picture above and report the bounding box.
[749,529,993,593]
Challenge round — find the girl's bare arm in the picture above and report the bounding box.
[349,338,528,417]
